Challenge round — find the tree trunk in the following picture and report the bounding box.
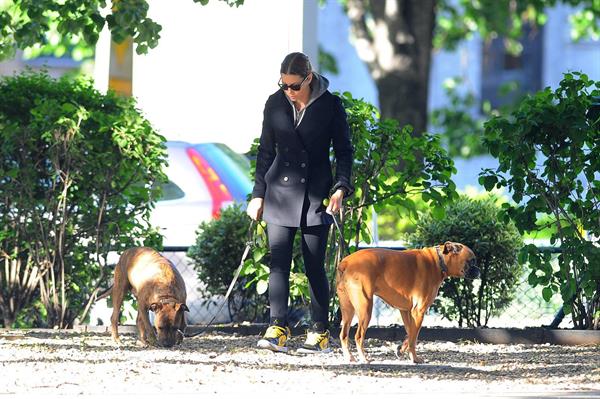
[345,0,436,134]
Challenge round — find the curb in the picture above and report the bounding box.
[73,324,600,346]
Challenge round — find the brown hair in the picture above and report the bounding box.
[280,52,312,77]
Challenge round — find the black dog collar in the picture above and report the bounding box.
[435,246,448,278]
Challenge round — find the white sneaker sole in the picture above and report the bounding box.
[296,347,332,354]
[257,339,288,353]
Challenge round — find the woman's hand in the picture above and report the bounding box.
[326,189,345,215]
[246,197,264,221]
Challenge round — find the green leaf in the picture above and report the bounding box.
[542,286,553,302]
[431,206,446,220]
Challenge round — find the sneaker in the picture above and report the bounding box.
[297,330,332,354]
[257,325,291,353]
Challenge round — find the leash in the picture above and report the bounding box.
[330,212,350,256]
[184,220,256,338]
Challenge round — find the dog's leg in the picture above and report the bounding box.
[405,307,427,364]
[109,265,129,346]
[354,296,373,364]
[398,310,411,355]
[337,286,357,363]
[137,305,157,347]
[135,310,149,347]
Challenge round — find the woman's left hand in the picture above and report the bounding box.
[326,189,345,215]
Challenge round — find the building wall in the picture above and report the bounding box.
[543,4,600,88]
[317,3,599,192]
[0,51,82,79]
[318,3,600,118]
[93,0,319,154]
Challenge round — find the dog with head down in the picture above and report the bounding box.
[100,247,189,348]
[336,241,479,364]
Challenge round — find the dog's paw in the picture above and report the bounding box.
[400,339,409,352]
[410,355,424,364]
[344,355,357,364]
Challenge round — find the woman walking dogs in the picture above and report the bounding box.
[247,52,353,354]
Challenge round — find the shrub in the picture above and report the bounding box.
[188,204,270,322]
[480,72,600,329]
[188,204,253,295]
[0,71,167,328]
[408,195,524,327]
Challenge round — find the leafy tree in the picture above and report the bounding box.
[337,0,600,135]
[479,72,600,329]
[337,91,457,251]
[0,0,243,61]
[0,71,167,328]
[409,195,524,327]
[429,77,524,158]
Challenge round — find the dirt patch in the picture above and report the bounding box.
[1,329,599,397]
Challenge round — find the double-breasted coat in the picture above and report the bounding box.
[251,76,354,227]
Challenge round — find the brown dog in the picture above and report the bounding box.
[336,241,479,364]
[101,247,189,347]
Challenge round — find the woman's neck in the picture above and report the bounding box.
[293,89,311,110]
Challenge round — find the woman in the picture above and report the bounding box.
[247,52,353,354]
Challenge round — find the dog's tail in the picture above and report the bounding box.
[335,259,348,292]
[95,284,113,301]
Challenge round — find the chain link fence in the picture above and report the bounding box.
[88,247,566,329]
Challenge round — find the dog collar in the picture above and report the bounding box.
[435,246,448,278]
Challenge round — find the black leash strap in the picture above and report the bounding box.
[184,221,256,338]
[331,212,350,256]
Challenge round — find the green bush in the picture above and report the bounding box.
[0,71,167,328]
[480,72,600,329]
[188,204,254,295]
[188,205,271,322]
[408,195,524,327]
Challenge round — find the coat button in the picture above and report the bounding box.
[284,161,290,166]
[300,162,306,168]
[300,178,306,183]
[283,176,289,182]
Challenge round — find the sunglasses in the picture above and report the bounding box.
[278,75,309,91]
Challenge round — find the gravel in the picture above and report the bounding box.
[1,329,599,398]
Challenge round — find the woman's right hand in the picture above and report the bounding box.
[246,197,264,221]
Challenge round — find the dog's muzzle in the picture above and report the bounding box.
[465,258,480,279]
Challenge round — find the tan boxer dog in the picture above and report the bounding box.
[99,247,189,348]
[336,241,479,364]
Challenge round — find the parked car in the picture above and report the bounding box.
[150,141,252,248]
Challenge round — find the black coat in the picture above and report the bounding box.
[252,89,353,227]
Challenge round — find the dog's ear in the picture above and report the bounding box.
[176,303,190,312]
[150,303,163,312]
[443,242,463,254]
[443,241,453,254]
[452,243,463,254]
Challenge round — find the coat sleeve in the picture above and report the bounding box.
[251,100,276,199]
[330,95,354,196]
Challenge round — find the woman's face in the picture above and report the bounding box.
[279,73,312,101]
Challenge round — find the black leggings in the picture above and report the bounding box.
[267,223,330,328]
